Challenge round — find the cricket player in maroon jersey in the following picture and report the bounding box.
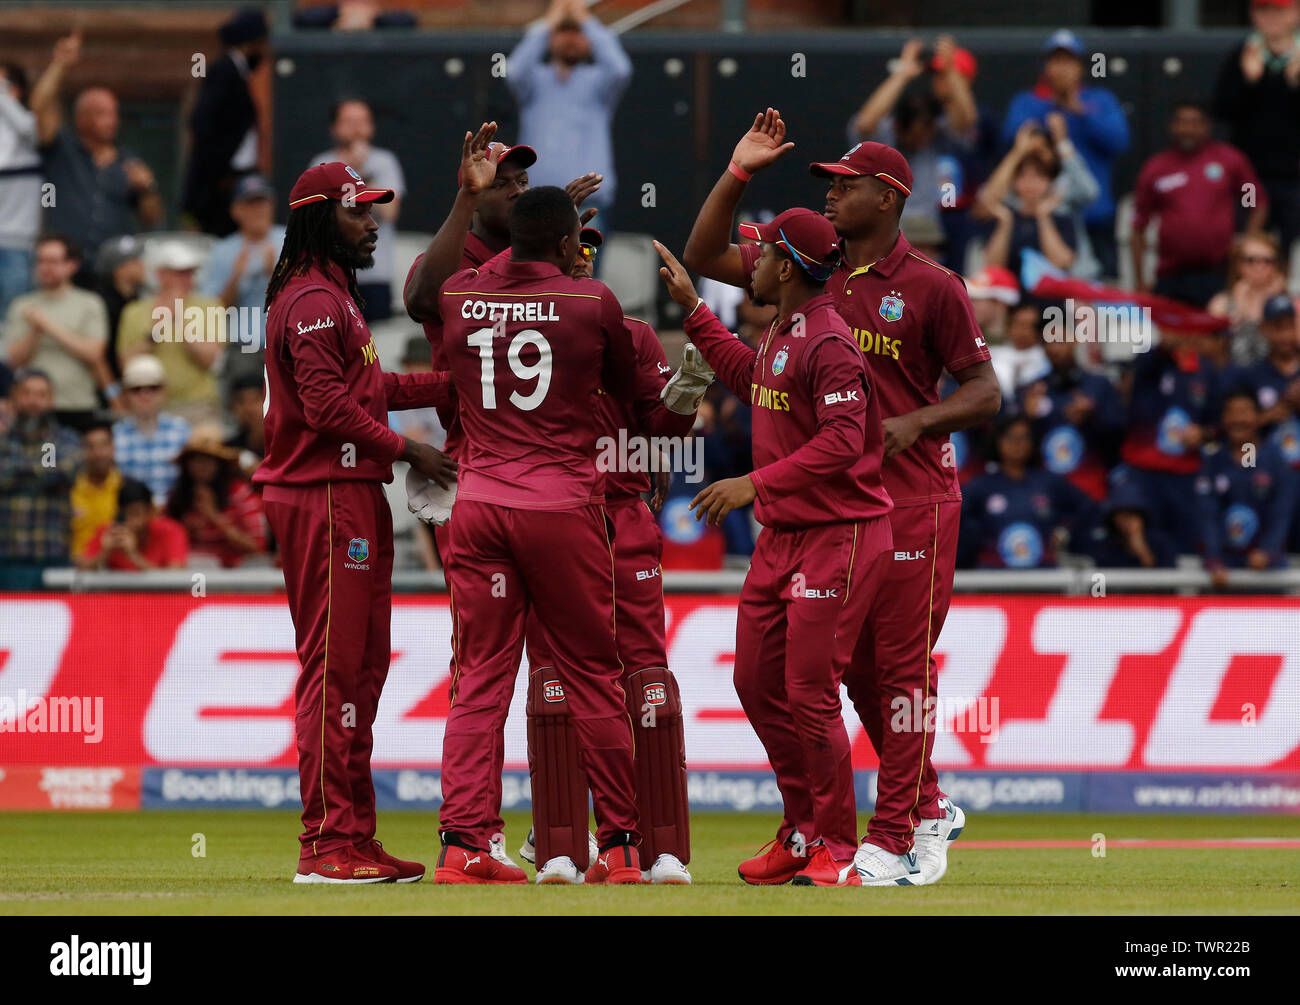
[682,110,1001,886]
[432,186,644,885]
[517,226,700,885]
[256,162,457,884]
[657,208,898,887]
[401,124,600,870]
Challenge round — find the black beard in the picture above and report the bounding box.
[332,239,373,272]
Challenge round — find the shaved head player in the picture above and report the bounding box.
[683,109,1000,886]
[402,125,599,871]
[520,225,700,885]
[257,162,457,884]
[433,186,644,885]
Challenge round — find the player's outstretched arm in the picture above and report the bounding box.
[383,368,455,411]
[655,240,757,402]
[682,108,793,287]
[404,123,502,322]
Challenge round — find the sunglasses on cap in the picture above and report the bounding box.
[776,227,836,282]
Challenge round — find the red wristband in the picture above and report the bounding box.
[727,160,752,183]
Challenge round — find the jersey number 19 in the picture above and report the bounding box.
[468,328,552,411]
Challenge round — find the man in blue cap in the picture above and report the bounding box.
[1002,29,1129,278]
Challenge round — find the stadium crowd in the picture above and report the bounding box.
[1,1,1300,588]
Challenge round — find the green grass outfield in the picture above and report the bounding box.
[1,811,1296,915]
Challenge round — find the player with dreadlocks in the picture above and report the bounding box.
[255,162,458,884]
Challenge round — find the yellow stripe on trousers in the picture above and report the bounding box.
[316,483,334,855]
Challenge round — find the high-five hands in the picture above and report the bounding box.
[731,107,795,175]
[459,122,504,195]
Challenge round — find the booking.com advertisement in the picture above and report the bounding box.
[2,593,1296,814]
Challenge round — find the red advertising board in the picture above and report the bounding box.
[1,593,1297,773]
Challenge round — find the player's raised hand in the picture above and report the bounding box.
[565,172,603,209]
[731,108,794,175]
[653,240,700,309]
[459,121,501,195]
[689,475,756,526]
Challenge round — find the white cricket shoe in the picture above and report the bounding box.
[646,853,692,885]
[535,855,583,884]
[913,798,966,885]
[518,828,599,868]
[850,841,922,886]
[489,833,522,871]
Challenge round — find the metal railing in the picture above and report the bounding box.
[39,566,1300,595]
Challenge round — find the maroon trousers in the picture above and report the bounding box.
[264,481,394,858]
[846,500,960,855]
[526,495,668,676]
[734,517,892,861]
[434,519,509,840]
[438,500,639,850]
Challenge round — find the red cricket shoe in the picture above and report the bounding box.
[584,844,645,885]
[362,839,425,883]
[433,843,527,885]
[293,845,398,884]
[791,843,856,887]
[738,832,808,886]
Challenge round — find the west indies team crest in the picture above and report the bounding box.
[879,291,905,323]
[772,346,789,375]
[347,537,370,563]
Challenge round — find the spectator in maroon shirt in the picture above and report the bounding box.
[1131,102,1268,308]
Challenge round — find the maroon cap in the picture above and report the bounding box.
[580,226,603,247]
[457,141,538,186]
[737,208,840,280]
[809,141,914,197]
[289,162,394,209]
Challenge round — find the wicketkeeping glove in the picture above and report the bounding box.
[405,466,457,526]
[660,341,715,414]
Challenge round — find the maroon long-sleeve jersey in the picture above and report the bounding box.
[438,258,636,510]
[684,292,892,529]
[256,261,452,486]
